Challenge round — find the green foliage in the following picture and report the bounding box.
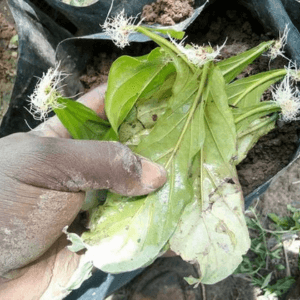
[169,66,249,284]
[235,207,298,297]
[225,68,285,164]
[268,214,296,231]
[268,205,300,231]
[143,27,185,40]
[227,69,286,107]
[82,51,208,274]
[57,27,292,285]
[217,41,274,84]
[235,210,277,277]
[264,277,296,297]
[54,97,110,140]
[105,48,175,134]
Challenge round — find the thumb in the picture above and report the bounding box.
[2,133,167,196]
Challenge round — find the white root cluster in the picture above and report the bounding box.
[268,25,289,60]
[27,65,66,122]
[285,61,300,83]
[101,9,141,49]
[271,72,300,122]
[170,36,226,67]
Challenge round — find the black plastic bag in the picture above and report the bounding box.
[0,0,73,136]
[1,0,209,137]
[2,0,300,298]
[237,0,300,207]
[239,0,300,67]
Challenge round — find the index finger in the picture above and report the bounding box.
[30,83,107,138]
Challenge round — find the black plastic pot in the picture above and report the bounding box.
[1,0,210,137]
[237,0,300,208]
[3,0,300,299]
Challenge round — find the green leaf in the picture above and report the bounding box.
[102,127,118,141]
[233,102,278,164]
[63,227,86,252]
[292,211,300,228]
[217,40,274,84]
[136,73,175,128]
[261,272,273,289]
[54,97,110,140]
[287,204,298,213]
[226,69,286,107]
[141,26,185,40]
[136,26,196,73]
[169,67,250,284]
[105,47,175,134]
[236,115,276,164]
[225,68,286,164]
[80,58,207,274]
[263,277,296,296]
[55,28,289,289]
[268,212,295,230]
[184,276,201,286]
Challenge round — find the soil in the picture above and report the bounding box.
[0,6,17,124]
[1,0,300,299]
[141,0,195,26]
[237,122,300,196]
[80,52,118,91]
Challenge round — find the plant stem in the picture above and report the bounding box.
[232,69,286,106]
[235,103,280,124]
[251,209,271,269]
[164,63,210,169]
[136,26,196,72]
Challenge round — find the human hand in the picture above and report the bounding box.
[0,83,167,299]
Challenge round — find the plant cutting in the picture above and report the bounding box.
[27,14,300,289]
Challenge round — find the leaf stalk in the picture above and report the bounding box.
[231,69,287,106]
[165,62,210,169]
[136,26,196,72]
[235,103,280,124]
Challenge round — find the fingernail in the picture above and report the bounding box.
[140,158,167,190]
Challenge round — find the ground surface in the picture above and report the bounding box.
[0,0,17,123]
[1,0,300,299]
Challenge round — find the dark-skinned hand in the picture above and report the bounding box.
[0,83,167,299]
